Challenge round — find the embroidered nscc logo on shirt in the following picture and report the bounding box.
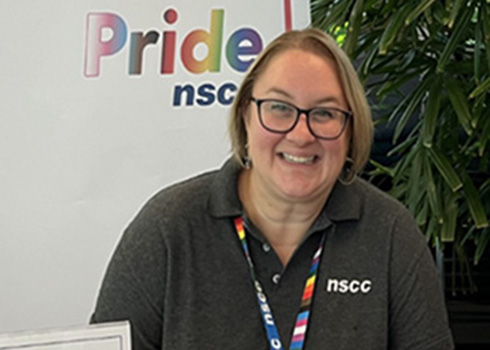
[325,278,372,294]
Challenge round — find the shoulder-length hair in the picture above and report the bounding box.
[228,28,372,182]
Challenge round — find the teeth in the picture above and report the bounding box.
[282,153,316,164]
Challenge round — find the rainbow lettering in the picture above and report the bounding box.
[84,8,264,78]
[82,3,299,107]
[84,13,127,77]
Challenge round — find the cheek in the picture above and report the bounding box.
[321,136,349,163]
[338,131,351,155]
[248,121,282,157]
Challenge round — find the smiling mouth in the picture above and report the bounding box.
[280,153,318,165]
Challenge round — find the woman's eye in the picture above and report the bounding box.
[312,108,334,118]
[270,102,290,112]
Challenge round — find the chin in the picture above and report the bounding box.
[277,182,325,201]
[277,171,334,196]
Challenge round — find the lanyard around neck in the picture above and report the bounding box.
[233,217,325,350]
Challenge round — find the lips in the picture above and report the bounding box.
[280,152,318,164]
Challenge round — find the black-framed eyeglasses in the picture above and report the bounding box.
[251,98,351,140]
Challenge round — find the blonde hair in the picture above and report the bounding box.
[228,28,373,182]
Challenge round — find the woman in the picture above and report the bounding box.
[91,28,454,350]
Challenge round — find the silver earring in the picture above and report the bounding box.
[243,143,251,169]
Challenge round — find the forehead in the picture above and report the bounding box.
[252,49,346,105]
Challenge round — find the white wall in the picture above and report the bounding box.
[0,0,310,333]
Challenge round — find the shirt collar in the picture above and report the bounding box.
[207,157,362,223]
[323,179,362,222]
[207,158,243,218]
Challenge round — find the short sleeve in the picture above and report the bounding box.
[91,200,167,350]
[389,211,454,350]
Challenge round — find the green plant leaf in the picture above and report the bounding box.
[425,214,438,243]
[432,0,451,26]
[475,228,490,265]
[423,6,433,24]
[471,93,486,129]
[390,183,407,199]
[422,75,442,147]
[423,151,443,224]
[482,178,490,194]
[461,173,489,229]
[360,44,379,78]
[448,0,466,28]
[405,0,437,26]
[469,77,490,99]
[427,147,463,192]
[311,0,490,294]
[378,4,412,55]
[408,149,424,212]
[392,135,422,180]
[441,191,458,242]
[484,6,490,37]
[437,4,473,72]
[344,0,364,57]
[387,134,417,157]
[461,226,476,246]
[369,159,394,177]
[474,16,482,83]
[415,199,429,226]
[376,68,427,98]
[482,5,490,72]
[393,75,431,142]
[370,51,404,75]
[386,89,411,123]
[311,0,351,33]
[479,112,490,156]
[445,77,473,135]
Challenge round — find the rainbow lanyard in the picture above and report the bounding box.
[233,217,325,350]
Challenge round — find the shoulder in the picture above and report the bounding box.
[328,177,428,257]
[143,168,219,220]
[356,178,424,237]
[351,178,432,271]
[109,166,225,275]
[352,177,410,215]
[328,177,414,226]
[123,158,241,241]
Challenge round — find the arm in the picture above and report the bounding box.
[91,201,167,350]
[388,212,454,350]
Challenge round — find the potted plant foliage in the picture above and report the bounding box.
[310,0,489,297]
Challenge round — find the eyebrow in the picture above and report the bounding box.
[263,87,342,105]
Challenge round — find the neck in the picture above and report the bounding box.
[238,169,330,264]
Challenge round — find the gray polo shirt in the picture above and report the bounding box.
[91,158,454,350]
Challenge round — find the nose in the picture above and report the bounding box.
[286,112,316,145]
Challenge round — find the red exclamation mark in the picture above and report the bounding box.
[284,0,292,31]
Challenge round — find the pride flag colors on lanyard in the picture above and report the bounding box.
[233,217,326,350]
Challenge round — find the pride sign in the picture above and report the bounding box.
[84,8,264,78]
[83,1,301,107]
